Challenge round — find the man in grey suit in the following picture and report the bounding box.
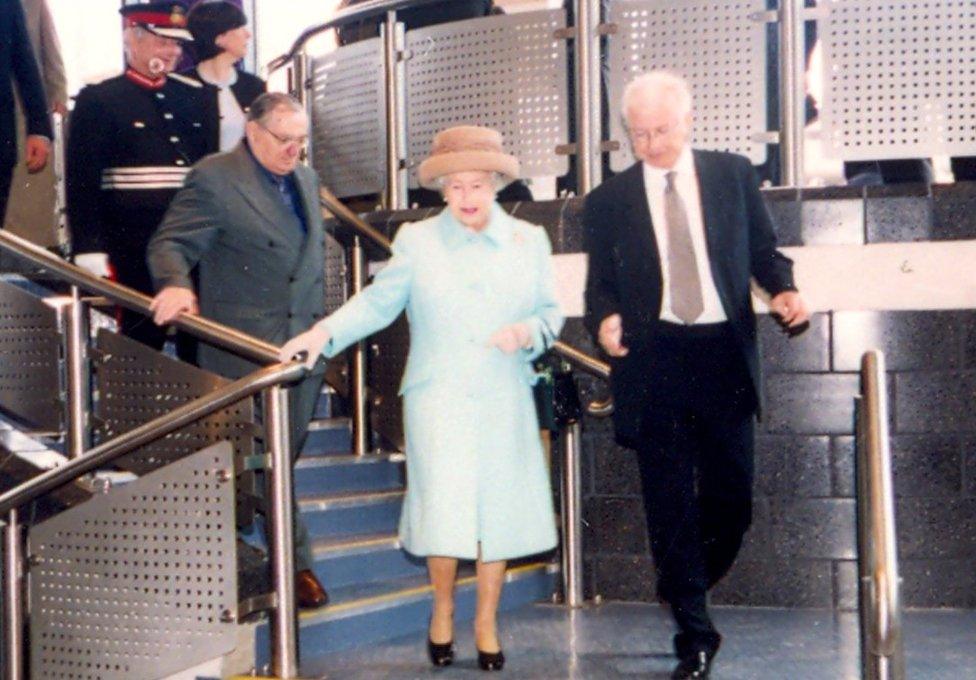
[147,92,329,609]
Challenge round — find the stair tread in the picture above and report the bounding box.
[298,488,404,510]
[295,452,404,468]
[299,561,556,624]
[312,532,400,557]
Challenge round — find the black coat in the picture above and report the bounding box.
[0,0,51,170]
[185,67,265,154]
[583,150,796,446]
[65,73,208,289]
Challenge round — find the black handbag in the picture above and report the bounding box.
[531,320,582,431]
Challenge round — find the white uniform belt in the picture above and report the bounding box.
[100,166,190,190]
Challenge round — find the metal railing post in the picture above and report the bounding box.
[65,287,91,458]
[778,0,805,187]
[3,509,24,680]
[263,385,299,678]
[574,0,603,194]
[382,11,408,210]
[560,420,584,607]
[292,50,313,167]
[349,237,369,456]
[856,351,905,680]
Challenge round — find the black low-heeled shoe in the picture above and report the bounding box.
[477,648,505,671]
[427,638,455,667]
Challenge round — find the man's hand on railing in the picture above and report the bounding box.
[598,313,629,357]
[279,322,331,370]
[150,286,199,325]
[74,252,112,279]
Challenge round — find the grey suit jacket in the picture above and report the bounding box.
[147,142,326,379]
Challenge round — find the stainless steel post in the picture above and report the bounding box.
[778,0,805,187]
[263,386,299,678]
[574,0,603,194]
[382,11,408,210]
[560,421,584,607]
[350,237,368,456]
[293,51,313,166]
[3,509,23,680]
[854,397,879,680]
[65,288,90,458]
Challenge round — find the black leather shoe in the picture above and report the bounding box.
[427,637,455,667]
[477,648,505,671]
[671,650,713,679]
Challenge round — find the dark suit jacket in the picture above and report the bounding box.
[583,150,796,446]
[147,143,327,379]
[0,0,51,171]
[184,67,265,154]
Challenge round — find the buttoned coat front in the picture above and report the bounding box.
[321,204,563,562]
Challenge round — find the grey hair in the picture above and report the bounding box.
[247,92,305,125]
[435,171,505,193]
[620,70,693,121]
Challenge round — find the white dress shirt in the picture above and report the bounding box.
[199,68,246,152]
[642,147,727,324]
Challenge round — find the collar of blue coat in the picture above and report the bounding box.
[437,202,513,250]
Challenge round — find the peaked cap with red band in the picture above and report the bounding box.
[120,2,193,41]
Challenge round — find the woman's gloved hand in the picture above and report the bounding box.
[488,322,532,354]
[278,323,331,370]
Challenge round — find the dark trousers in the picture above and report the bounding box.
[633,322,756,659]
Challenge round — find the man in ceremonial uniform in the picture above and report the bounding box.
[66,2,207,351]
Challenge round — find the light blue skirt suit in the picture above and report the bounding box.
[319,203,563,562]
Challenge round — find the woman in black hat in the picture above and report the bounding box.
[186,1,264,153]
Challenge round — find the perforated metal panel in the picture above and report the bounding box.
[819,0,976,161]
[93,330,259,525]
[405,10,570,186]
[0,279,61,432]
[310,38,387,198]
[324,230,348,315]
[29,442,238,680]
[607,0,768,170]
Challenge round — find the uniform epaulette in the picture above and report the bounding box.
[169,72,203,88]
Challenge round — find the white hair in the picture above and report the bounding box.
[620,71,693,121]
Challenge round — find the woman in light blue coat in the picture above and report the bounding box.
[280,125,563,671]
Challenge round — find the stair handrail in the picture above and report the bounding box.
[317,185,613,387]
[856,350,905,679]
[0,230,280,365]
[0,231,313,677]
[265,0,453,75]
[0,362,303,515]
[0,360,307,679]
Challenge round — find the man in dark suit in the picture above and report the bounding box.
[1,0,51,223]
[583,71,809,679]
[147,92,329,610]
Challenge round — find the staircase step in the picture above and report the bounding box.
[310,533,425,589]
[294,453,405,497]
[254,562,558,664]
[299,490,403,540]
[301,418,352,456]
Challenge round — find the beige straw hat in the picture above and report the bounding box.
[416,125,520,189]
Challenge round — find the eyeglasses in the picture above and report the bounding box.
[258,121,308,148]
[629,122,680,143]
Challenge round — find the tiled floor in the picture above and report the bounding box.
[304,602,976,679]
